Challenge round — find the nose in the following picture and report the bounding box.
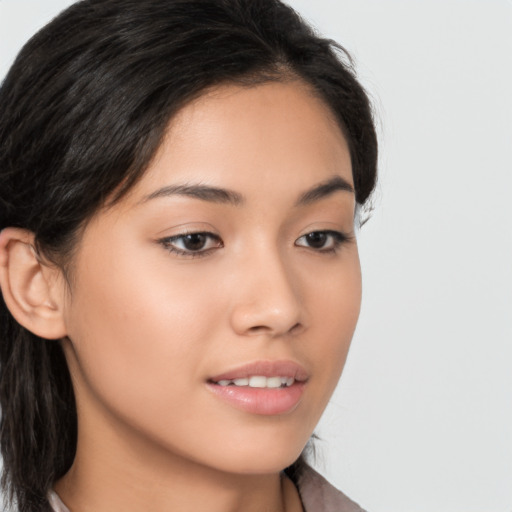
[229,248,304,338]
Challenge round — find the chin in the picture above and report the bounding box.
[196,430,310,476]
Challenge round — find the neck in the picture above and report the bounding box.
[54,404,303,512]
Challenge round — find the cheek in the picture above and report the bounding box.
[302,251,362,395]
[62,244,224,422]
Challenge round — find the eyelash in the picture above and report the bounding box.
[158,230,349,258]
[158,232,224,259]
[295,230,349,253]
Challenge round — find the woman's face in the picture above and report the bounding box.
[60,81,361,475]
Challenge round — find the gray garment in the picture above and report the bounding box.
[298,465,367,512]
[48,465,366,512]
[48,491,70,512]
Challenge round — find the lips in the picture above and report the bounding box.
[207,360,308,415]
[215,376,295,388]
[208,360,309,383]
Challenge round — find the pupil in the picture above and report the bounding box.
[306,232,327,248]
[184,234,206,251]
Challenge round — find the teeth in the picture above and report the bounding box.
[215,376,295,388]
[249,376,267,388]
[266,376,282,388]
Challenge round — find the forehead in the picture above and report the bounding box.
[120,80,353,209]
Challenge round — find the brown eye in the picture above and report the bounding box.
[295,230,347,252]
[159,232,223,256]
[182,233,208,251]
[304,232,328,249]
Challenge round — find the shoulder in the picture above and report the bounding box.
[297,464,367,512]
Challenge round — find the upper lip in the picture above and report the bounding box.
[208,360,309,383]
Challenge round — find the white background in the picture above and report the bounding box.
[1,1,511,511]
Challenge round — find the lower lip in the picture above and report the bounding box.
[206,382,306,415]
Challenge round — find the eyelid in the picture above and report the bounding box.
[157,227,351,258]
[158,231,223,258]
[294,229,350,253]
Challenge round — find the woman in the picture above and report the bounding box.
[0,1,377,511]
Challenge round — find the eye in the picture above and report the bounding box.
[295,230,348,253]
[158,232,223,257]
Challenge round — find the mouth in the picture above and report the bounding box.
[211,376,296,388]
[206,361,308,415]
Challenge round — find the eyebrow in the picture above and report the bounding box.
[142,175,353,207]
[295,176,354,206]
[142,183,244,206]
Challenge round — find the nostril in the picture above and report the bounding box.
[247,325,270,334]
[247,322,302,336]
[290,322,302,334]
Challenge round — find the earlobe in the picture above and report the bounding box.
[0,228,68,340]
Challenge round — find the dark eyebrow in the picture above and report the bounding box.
[142,183,244,206]
[295,176,354,206]
[142,175,353,207]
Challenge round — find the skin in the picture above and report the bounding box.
[1,81,361,512]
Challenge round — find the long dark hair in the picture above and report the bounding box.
[0,1,378,510]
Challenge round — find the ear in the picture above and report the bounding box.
[0,228,67,340]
